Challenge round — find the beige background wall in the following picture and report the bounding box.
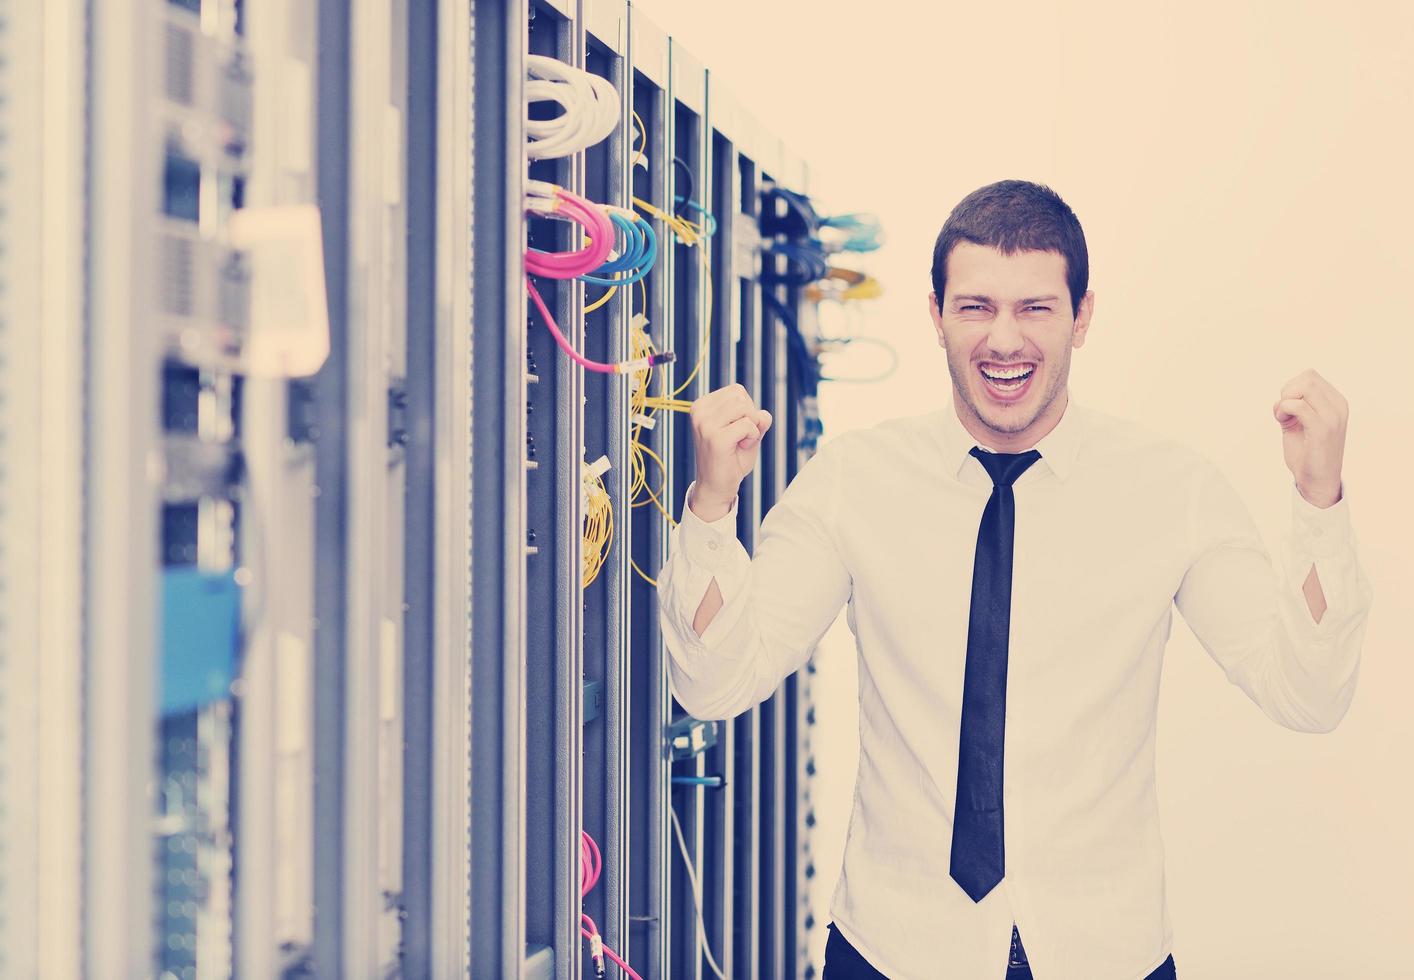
[632,0,1414,975]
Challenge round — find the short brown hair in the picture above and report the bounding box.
[930,180,1089,319]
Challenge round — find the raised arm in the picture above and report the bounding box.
[655,384,852,721]
[1174,370,1373,732]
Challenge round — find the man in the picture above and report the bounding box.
[655,179,1373,980]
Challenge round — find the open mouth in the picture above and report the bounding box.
[978,362,1036,399]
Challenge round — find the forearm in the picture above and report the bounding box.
[1294,480,1341,623]
[687,486,733,637]
[1300,563,1327,624]
[1177,466,1373,733]
[693,577,724,637]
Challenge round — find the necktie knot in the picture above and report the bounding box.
[969,446,1042,488]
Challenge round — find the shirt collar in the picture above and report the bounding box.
[934,390,1084,483]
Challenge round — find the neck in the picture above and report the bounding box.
[957,387,1070,454]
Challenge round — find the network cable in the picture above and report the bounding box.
[817,334,900,384]
[804,265,883,304]
[525,180,675,375]
[818,211,885,253]
[668,807,727,980]
[582,207,658,315]
[761,239,829,286]
[580,830,643,980]
[671,156,695,217]
[582,457,614,588]
[580,208,658,290]
[761,291,825,451]
[526,54,619,161]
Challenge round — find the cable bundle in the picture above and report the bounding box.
[580,208,657,288]
[804,265,884,304]
[525,180,675,376]
[759,185,819,239]
[819,211,885,253]
[579,831,643,980]
[761,239,829,286]
[581,457,613,588]
[526,179,614,276]
[526,54,619,160]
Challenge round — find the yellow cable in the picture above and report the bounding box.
[630,558,657,587]
[585,284,617,314]
[582,465,615,588]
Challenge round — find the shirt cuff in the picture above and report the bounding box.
[677,480,741,574]
[1290,479,1352,560]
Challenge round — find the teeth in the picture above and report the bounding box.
[981,364,1034,380]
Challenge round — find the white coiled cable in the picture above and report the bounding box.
[526,54,620,160]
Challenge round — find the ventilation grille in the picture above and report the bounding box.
[163,234,196,317]
[165,23,195,105]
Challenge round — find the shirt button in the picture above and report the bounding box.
[708,540,719,550]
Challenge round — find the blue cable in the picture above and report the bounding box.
[820,212,884,252]
[673,197,718,238]
[579,210,658,287]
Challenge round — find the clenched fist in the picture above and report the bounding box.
[1272,368,1348,509]
[688,383,773,521]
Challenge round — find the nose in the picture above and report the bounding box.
[985,313,1026,359]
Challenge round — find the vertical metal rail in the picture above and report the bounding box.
[665,40,709,980]
[785,158,815,980]
[1,2,85,974]
[756,145,790,980]
[624,5,673,972]
[342,0,405,968]
[622,9,672,976]
[524,2,583,975]
[238,2,322,973]
[704,107,738,977]
[469,0,529,975]
[721,133,763,980]
[558,7,588,975]
[581,3,632,978]
[655,26,678,980]
[85,0,160,973]
[401,0,455,970]
[430,0,474,970]
[696,66,733,980]
[312,0,353,970]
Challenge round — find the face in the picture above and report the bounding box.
[928,242,1094,451]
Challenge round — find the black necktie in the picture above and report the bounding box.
[950,446,1042,903]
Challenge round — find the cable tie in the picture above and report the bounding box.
[632,413,656,430]
[587,455,612,480]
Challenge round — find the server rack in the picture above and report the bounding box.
[4,0,856,975]
[472,3,831,977]
[0,2,86,975]
[0,0,475,975]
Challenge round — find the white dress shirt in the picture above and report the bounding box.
[656,392,1373,980]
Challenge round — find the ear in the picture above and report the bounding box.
[1071,289,1094,350]
[928,291,947,347]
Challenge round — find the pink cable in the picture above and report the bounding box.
[525,185,674,375]
[580,830,643,980]
[526,187,615,279]
[526,275,674,376]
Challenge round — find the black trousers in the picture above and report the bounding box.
[823,921,1178,979]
